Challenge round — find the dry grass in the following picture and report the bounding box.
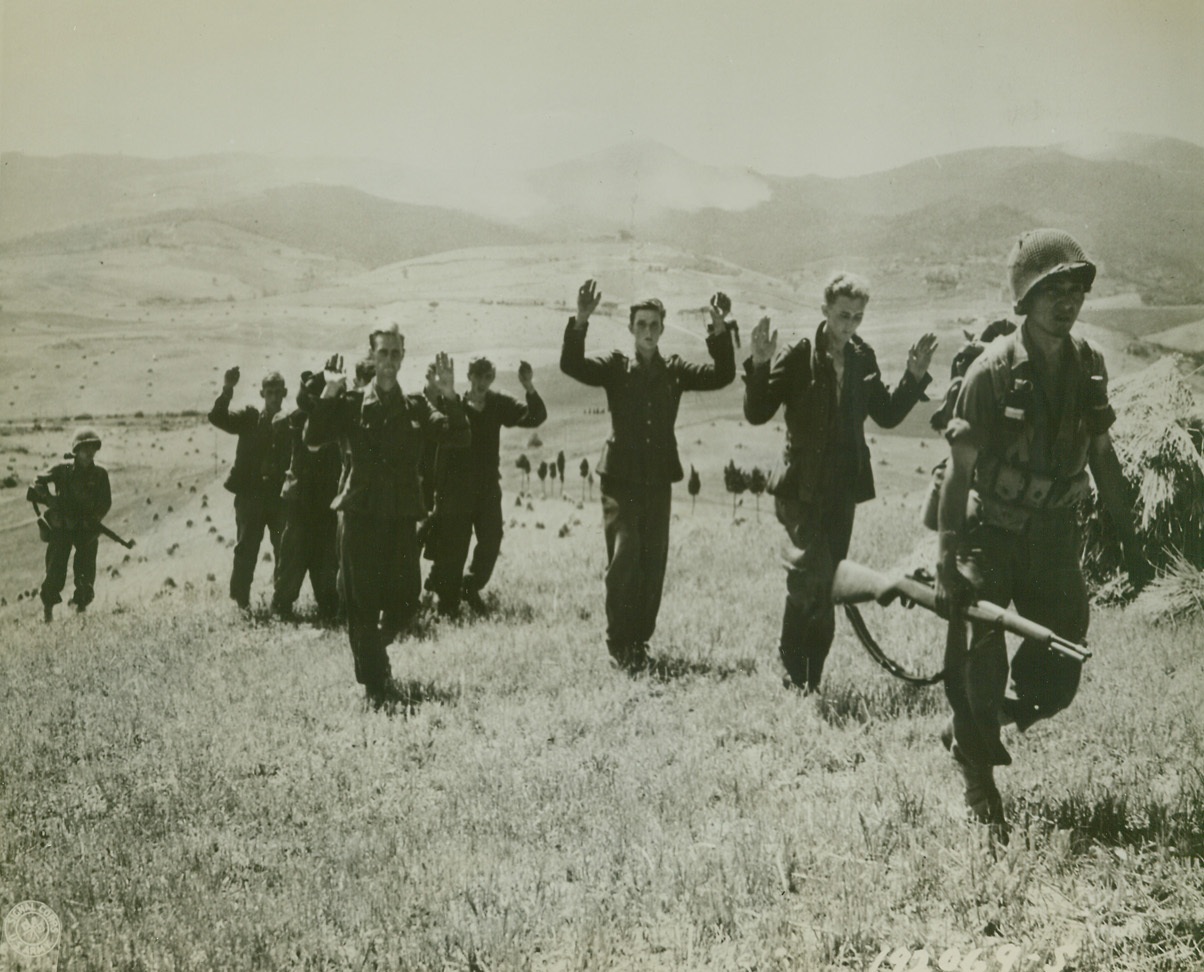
[2,494,1202,971]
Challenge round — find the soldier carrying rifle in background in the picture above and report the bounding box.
[32,428,115,622]
[933,229,1153,838]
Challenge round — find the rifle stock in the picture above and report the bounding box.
[831,559,1090,662]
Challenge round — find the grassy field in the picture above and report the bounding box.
[2,239,1201,969]
[2,482,1202,971]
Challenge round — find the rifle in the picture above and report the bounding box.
[831,559,1090,666]
[26,485,136,550]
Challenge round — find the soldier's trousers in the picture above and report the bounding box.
[340,512,421,691]
[952,514,1087,748]
[40,530,99,608]
[230,493,284,608]
[600,477,672,652]
[271,502,339,619]
[776,493,857,691]
[427,485,504,610]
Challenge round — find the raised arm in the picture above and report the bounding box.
[560,278,614,387]
[864,332,936,429]
[498,361,547,428]
[208,365,254,435]
[304,355,350,448]
[676,292,736,391]
[418,352,471,447]
[742,317,787,425]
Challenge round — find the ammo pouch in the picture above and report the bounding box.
[974,460,1091,528]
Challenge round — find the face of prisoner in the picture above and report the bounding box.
[1025,273,1086,341]
[821,296,867,354]
[468,367,496,399]
[372,332,405,385]
[260,382,287,417]
[629,309,665,359]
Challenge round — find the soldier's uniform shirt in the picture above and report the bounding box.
[742,321,931,690]
[305,381,468,692]
[37,461,112,610]
[560,317,735,655]
[271,404,343,618]
[426,387,547,609]
[208,390,291,607]
[945,323,1114,735]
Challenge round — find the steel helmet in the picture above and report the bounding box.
[1007,229,1096,314]
[71,428,102,453]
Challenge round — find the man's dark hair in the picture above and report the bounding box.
[368,324,403,351]
[629,298,666,326]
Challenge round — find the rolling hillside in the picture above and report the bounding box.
[4,134,1203,303]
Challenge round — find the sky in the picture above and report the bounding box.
[2,0,1202,177]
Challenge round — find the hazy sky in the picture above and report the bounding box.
[2,0,1201,176]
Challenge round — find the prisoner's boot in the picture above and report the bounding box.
[607,642,648,675]
[364,678,395,712]
[43,602,53,624]
[778,601,825,692]
[462,583,488,615]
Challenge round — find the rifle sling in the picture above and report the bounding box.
[842,604,945,687]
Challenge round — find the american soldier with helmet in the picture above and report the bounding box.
[933,229,1152,837]
[34,428,112,622]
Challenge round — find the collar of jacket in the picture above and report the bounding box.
[811,321,867,372]
[627,351,665,374]
[362,381,405,409]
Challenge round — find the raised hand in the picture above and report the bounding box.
[707,292,731,335]
[907,332,939,379]
[433,351,456,398]
[321,354,346,398]
[750,316,777,366]
[518,360,534,390]
[223,365,240,390]
[576,279,601,324]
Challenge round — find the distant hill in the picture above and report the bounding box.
[632,140,1204,303]
[2,134,1203,301]
[195,185,537,268]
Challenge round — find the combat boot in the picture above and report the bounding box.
[43,602,53,623]
[943,720,1009,842]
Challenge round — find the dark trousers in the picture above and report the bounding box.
[427,485,504,609]
[271,502,339,619]
[231,493,284,608]
[951,514,1087,756]
[600,477,672,651]
[340,512,421,690]
[41,531,100,608]
[776,493,857,690]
